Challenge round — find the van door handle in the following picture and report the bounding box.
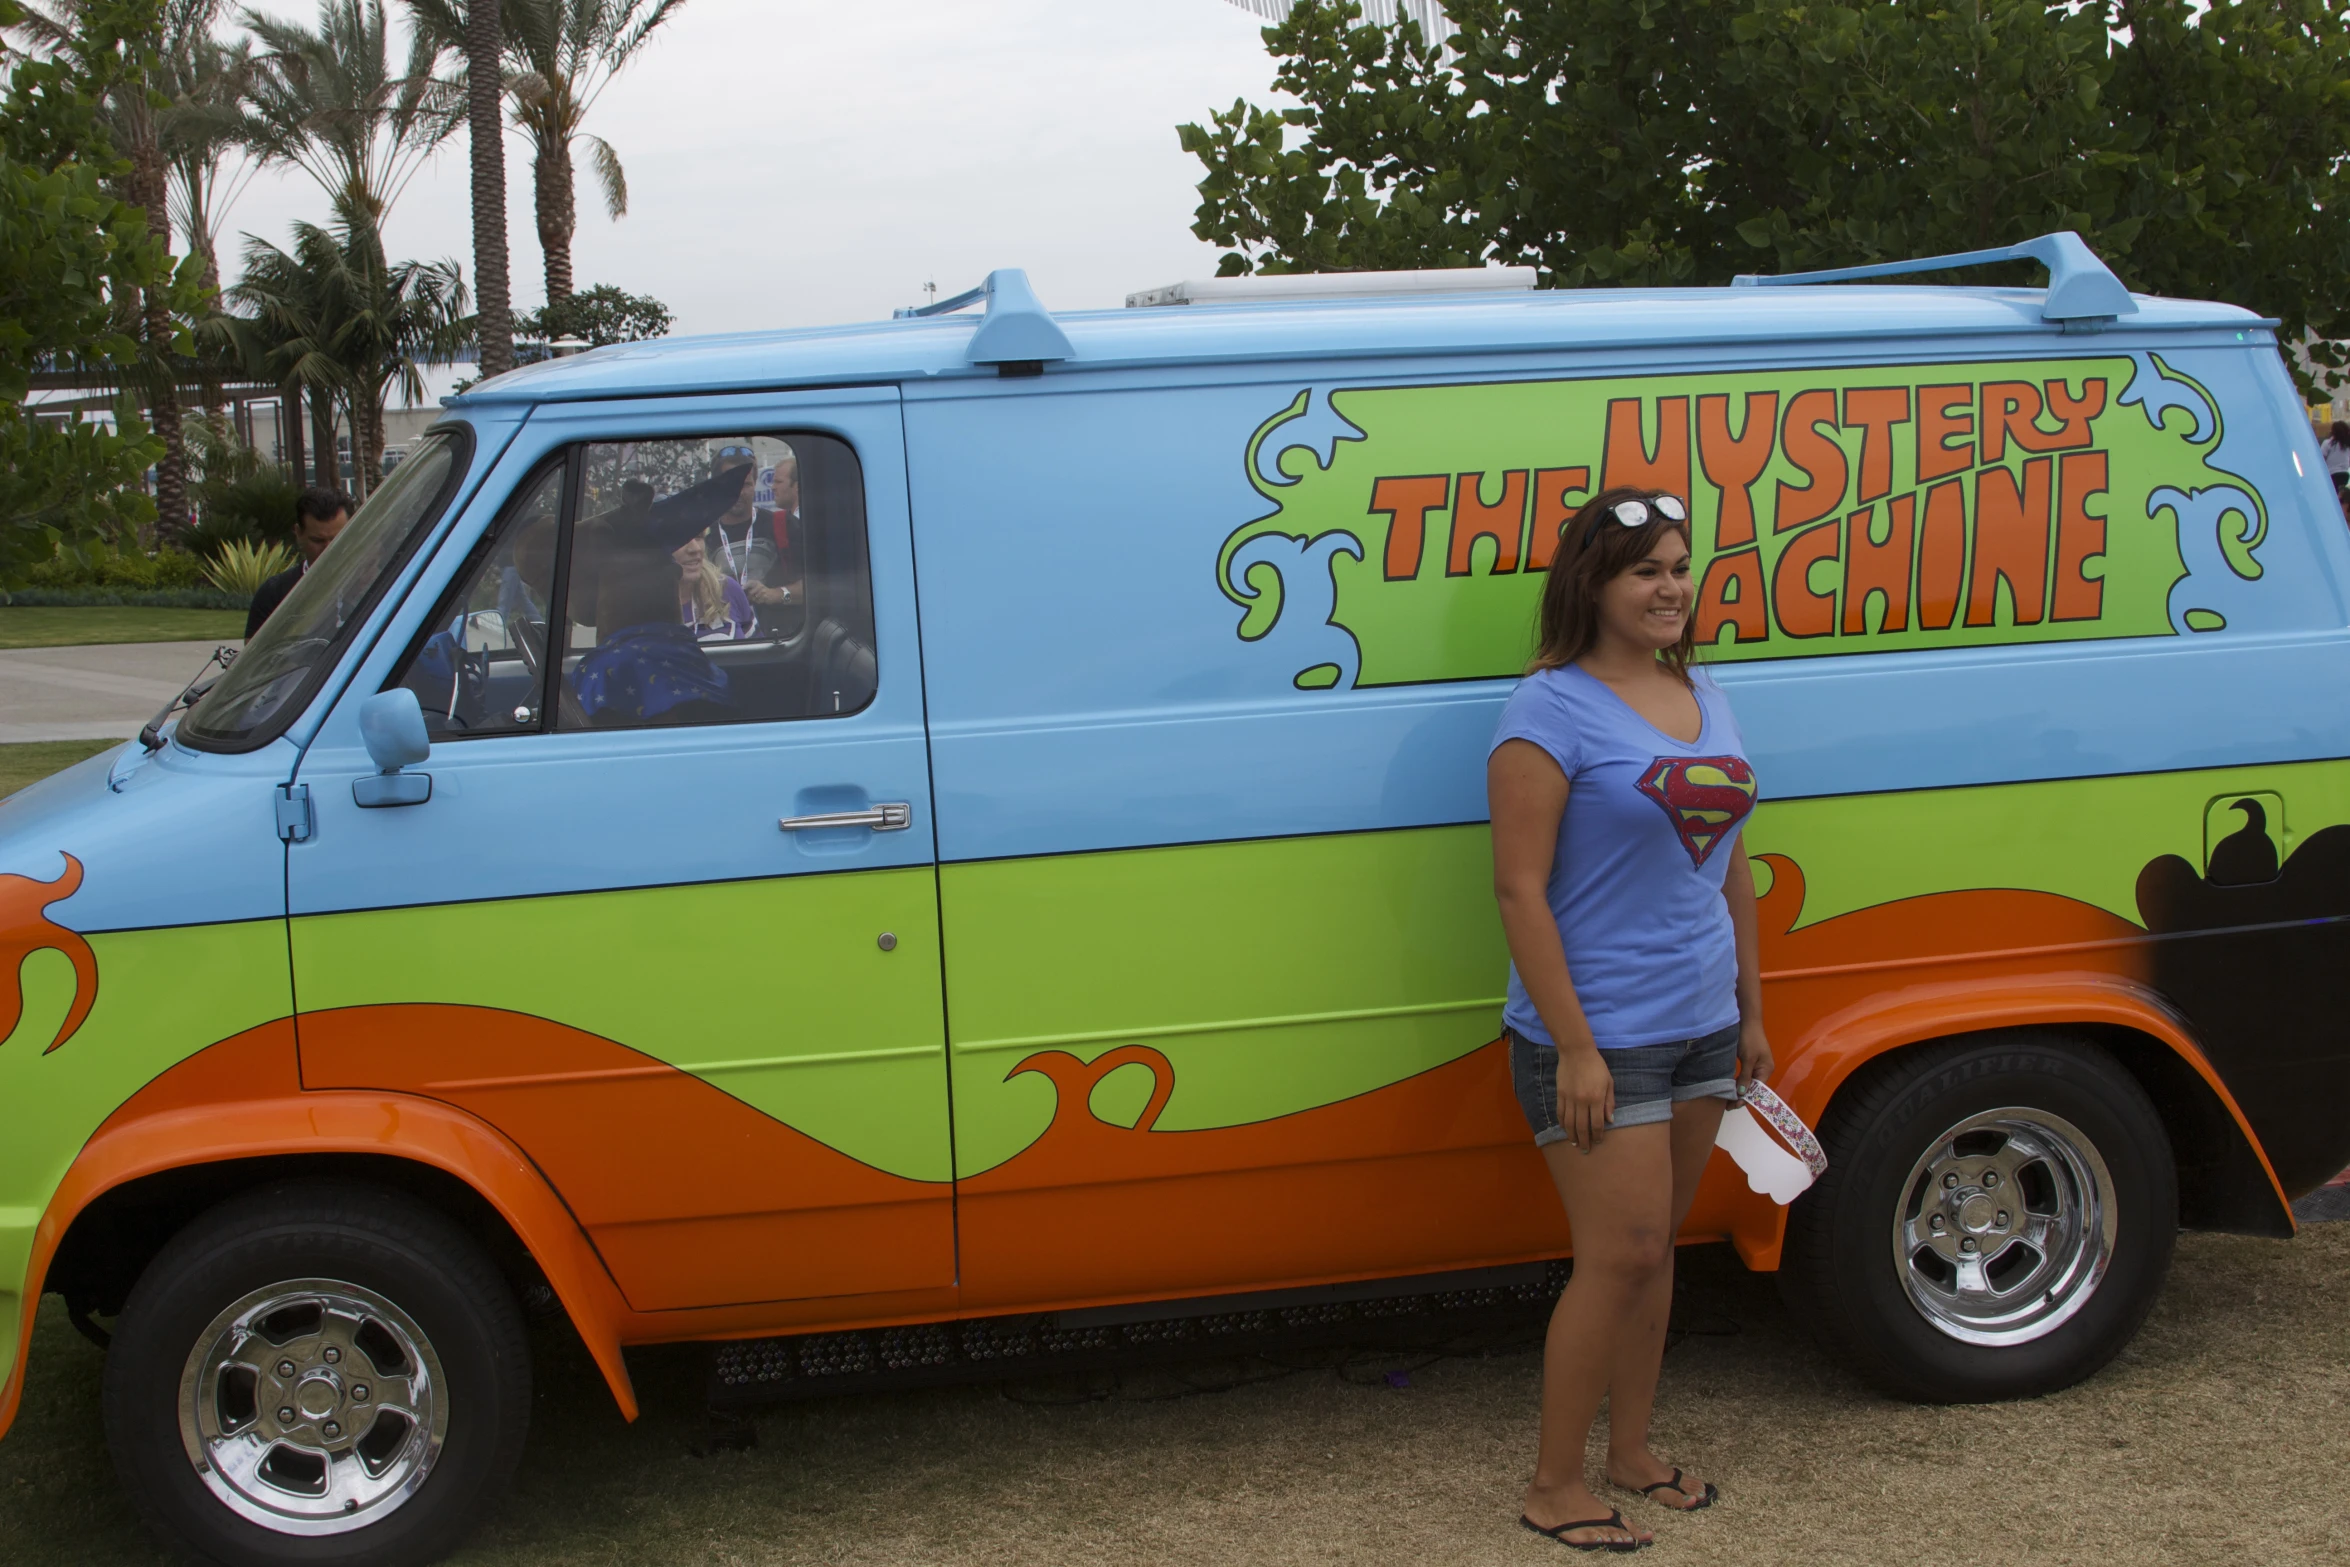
[778,803,912,832]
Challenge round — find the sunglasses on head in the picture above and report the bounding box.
[1599,493,1688,529]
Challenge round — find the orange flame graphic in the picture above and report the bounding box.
[2,854,98,1053]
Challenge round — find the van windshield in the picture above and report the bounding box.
[180,432,468,753]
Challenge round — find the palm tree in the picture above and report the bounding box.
[155,1,262,435]
[156,0,259,304]
[398,0,514,377]
[227,192,471,497]
[238,0,459,221]
[464,0,513,376]
[408,0,687,307]
[215,222,337,487]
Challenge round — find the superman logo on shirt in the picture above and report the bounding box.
[1636,756,1759,868]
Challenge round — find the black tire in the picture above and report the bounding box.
[102,1181,530,1567]
[1778,1031,2177,1402]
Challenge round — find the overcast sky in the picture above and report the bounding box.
[227,0,1285,339]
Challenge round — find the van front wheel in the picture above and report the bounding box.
[1778,1033,2177,1402]
[102,1182,529,1567]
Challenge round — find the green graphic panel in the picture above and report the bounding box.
[1745,759,2350,929]
[292,868,951,1182]
[942,827,1508,1177]
[1,920,292,1409]
[1222,355,2264,687]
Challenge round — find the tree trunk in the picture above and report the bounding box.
[126,120,188,539]
[469,0,515,378]
[197,245,228,441]
[311,387,339,490]
[281,381,305,483]
[367,397,386,495]
[536,136,577,308]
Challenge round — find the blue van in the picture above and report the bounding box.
[3,234,2344,1565]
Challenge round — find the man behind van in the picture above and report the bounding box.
[246,486,354,638]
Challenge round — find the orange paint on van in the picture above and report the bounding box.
[298,1004,957,1312]
[1714,854,2293,1266]
[954,1039,1569,1309]
[5,1020,641,1443]
[0,853,98,1054]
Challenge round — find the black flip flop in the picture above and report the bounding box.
[1634,1467,1717,1512]
[1519,1508,1650,1552]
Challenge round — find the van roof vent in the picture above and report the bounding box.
[1730,231,2138,325]
[1126,267,1539,308]
[894,268,1075,369]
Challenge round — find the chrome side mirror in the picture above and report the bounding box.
[353,688,433,808]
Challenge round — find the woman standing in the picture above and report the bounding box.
[1489,489,1771,1551]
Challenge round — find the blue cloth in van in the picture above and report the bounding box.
[572,622,732,724]
[1493,665,1757,1050]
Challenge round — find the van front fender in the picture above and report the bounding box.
[1725,972,2293,1269]
[1,1020,637,1444]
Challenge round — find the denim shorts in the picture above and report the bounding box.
[1508,1023,1741,1145]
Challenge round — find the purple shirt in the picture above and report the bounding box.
[1492,664,1757,1049]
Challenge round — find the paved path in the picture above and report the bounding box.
[0,640,232,743]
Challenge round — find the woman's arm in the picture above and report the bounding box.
[1721,845,1775,1086]
[1489,739,1616,1150]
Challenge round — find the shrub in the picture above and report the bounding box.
[185,419,300,554]
[199,538,296,599]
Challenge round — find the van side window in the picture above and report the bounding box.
[560,432,876,730]
[385,459,565,739]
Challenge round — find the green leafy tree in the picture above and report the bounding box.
[521,280,666,344]
[12,0,221,533]
[1184,1,2350,388]
[0,0,203,583]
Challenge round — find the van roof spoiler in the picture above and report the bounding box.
[1730,231,2138,325]
[894,268,1075,369]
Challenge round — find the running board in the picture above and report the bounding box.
[707,1260,1568,1408]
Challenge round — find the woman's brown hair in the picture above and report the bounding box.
[1528,486,1698,683]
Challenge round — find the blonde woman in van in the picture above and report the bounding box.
[1488,488,1772,1552]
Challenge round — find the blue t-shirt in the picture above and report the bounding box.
[1493,664,1757,1049]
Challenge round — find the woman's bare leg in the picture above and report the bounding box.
[1605,1096,1729,1504]
[1521,1121,1675,1547]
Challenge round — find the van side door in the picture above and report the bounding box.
[284,388,955,1318]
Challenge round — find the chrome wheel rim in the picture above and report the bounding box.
[176,1279,448,1535]
[1892,1108,2116,1347]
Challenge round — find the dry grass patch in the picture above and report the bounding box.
[2,1227,2342,1566]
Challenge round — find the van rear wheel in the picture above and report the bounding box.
[1778,1033,2177,1402]
[102,1182,529,1567]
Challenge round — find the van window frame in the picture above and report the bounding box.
[381,425,879,738]
[381,447,582,740]
[178,422,475,755]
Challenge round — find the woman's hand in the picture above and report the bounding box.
[1555,1044,1617,1152]
[1735,1017,1775,1088]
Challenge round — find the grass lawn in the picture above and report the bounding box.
[0,606,244,649]
[0,739,120,798]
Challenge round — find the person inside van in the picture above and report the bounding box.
[706,444,775,591]
[1488,489,1770,1552]
[245,485,354,638]
[566,464,753,725]
[674,534,756,641]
